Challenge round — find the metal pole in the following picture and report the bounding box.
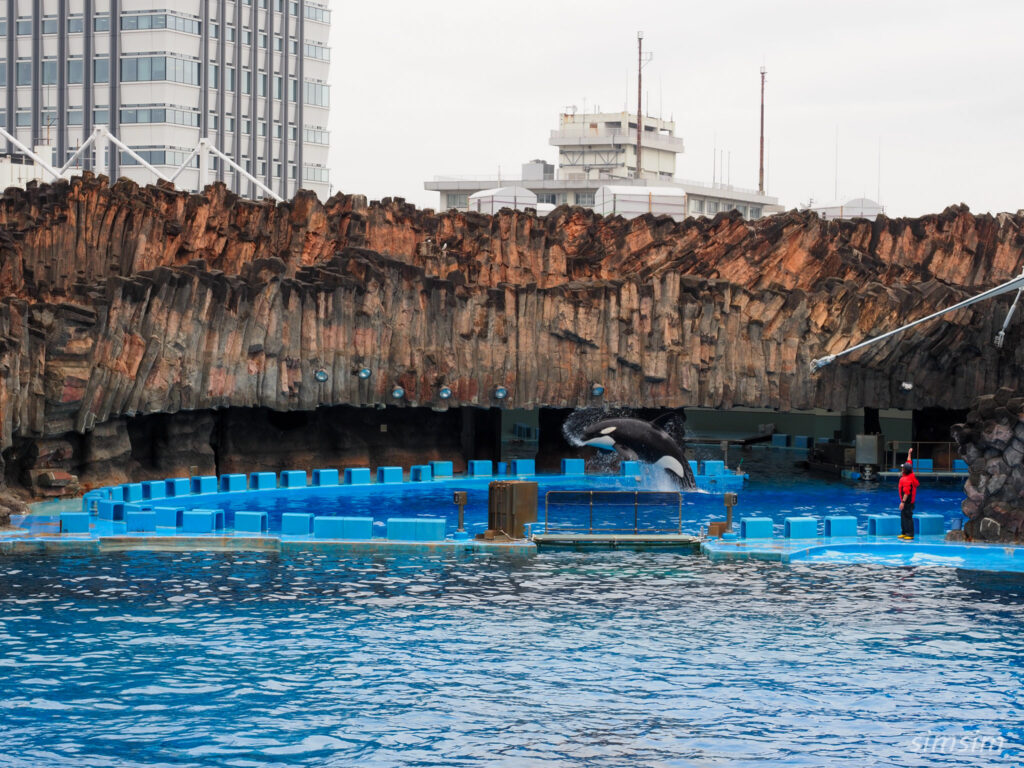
[636,32,643,179]
[634,491,639,534]
[589,491,594,534]
[759,66,766,194]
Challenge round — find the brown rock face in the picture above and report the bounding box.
[2,174,1024,491]
[952,388,1024,542]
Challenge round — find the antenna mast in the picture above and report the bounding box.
[636,32,644,179]
[758,66,766,194]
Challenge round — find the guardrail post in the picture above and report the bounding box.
[634,491,639,534]
[589,491,594,534]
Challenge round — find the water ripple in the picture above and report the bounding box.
[0,551,1022,766]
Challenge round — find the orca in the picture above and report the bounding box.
[580,414,696,489]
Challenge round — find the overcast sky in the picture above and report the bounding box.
[327,0,1024,218]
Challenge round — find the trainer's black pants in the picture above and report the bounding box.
[901,501,915,536]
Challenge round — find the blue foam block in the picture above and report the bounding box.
[313,468,340,486]
[314,516,373,539]
[740,517,774,539]
[281,512,314,536]
[154,506,184,528]
[182,509,225,534]
[914,514,944,536]
[620,460,642,476]
[703,461,726,476]
[792,436,812,450]
[824,515,858,537]
[248,472,277,490]
[387,517,445,541]
[784,516,818,538]
[511,459,535,476]
[467,460,492,477]
[953,459,968,472]
[430,461,454,478]
[868,514,901,536]
[82,490,105,514]
[219,474,247,492]
[561,458,585,476]
[122,483,144,502]
[377,466,403,483]
[190,476,218,494]
[165,478,191,497]
[125,509,157,532]
[410,465,433,482]
[688,460,698,475]
[235,510,268,534]
[280,470,307,488]
[98,500,125,521]
[108,486,125,502]
[496,462,508,476]
[915,459,934,473]
[342,468,369,485]
[60,511,90,533]
[142,481,166,500]
[770,434,790,447]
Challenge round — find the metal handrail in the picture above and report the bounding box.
[543,490,683,534]
[885,440,962,470]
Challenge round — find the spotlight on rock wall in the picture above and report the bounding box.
[391,386,405,399]
[357,367,372,380]
[439,386,453,400]
[591,383,605,397]
[900,381,914,391]
[494,386,508,400]
[314,369,329,383]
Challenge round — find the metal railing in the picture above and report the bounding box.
[543,490,682,534]
[885,441,964,471]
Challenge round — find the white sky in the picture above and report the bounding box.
[327,0,1024,218]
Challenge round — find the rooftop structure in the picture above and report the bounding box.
[806,197,886,221]
[425,110,783,221]
[1,0,331,199]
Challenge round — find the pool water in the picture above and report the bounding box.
[87,449,967,538]
[1,549,1022,766]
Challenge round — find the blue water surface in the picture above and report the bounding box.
[133,448,968,537]
[1,549,1022,767]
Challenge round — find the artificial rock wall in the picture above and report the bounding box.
[2,173,1024,491]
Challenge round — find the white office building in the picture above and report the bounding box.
[1,0,331,199]
[426,110,783,221]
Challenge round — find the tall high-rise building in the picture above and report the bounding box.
[1,0,331,200]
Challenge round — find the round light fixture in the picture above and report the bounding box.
[494,386,508,400]
[591,383,605,397]
[357,367,372,380]
[900,381,914,391]
[439,386,452,400]
[391,386,405,399]
[314,369,329,383]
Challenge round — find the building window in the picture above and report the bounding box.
[749,206,762,219]
[16,111,31,127]
[289,40,298,54]
[94,109,109,124]
[94,59,109,83]
[304,43,330,61]
[0,21,6,35]
[42,61,58,85]
[16,21,31,35]
[0,63,6,83]
[16,62,31,86]
[689,198,704,214]
[94,16,110,31]
[304,5,331,23]
[303,127,329,144]
[67,59,84,84]
[289,78,297,100]
[273,76,282,99]
[42,19,58,34]
[446,193,468,209]
[575,191,595,206]
[303,81,329,107]
[211,23,219,38]
[67,17,84,33]
[290,1,298,14]
[259,33,267,48]
[227,27,235,42]
[274,37,283,51]
[68,110,83,126]
[303,165,329,182]
[536,193,556,205]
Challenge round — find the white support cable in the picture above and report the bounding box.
[202,141,283,202]
[59,128,102,175]
[811,266,1024,370]
[101,128,172,183]
[167,144,202,183]
[994,285,1024,348]
[0,126,63,181]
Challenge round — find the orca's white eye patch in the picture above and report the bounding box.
[600,426,617,435]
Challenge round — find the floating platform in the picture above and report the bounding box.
[531,533,701,552]
[877,470,968,480]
